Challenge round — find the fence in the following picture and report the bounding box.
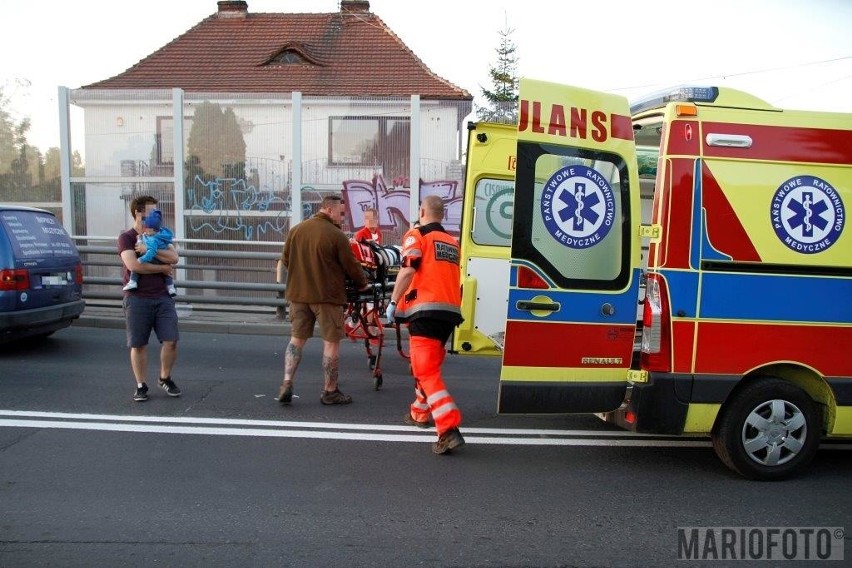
[78,238,287,318]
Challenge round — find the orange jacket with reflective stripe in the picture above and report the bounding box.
[395,223,463,325]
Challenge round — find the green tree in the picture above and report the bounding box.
[476,24,519,124]
[186,101,247,182]
[0,87,19,178]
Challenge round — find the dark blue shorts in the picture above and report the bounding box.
[123,295,179,348]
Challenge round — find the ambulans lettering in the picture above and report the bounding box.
[770,175,845,254]
[519,99,608,142]
[540,165,616,249]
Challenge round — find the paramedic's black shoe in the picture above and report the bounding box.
[133,383,149,402]
[432,428,465,455]
[404,413,431,429]
[277,382,293,405]
[158,377,181,397]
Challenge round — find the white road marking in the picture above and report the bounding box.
[1,411,850,449]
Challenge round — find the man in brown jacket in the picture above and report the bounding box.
[277,194,368,405]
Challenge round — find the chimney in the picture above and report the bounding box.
[217,1,248,18]
[340,0,370,13]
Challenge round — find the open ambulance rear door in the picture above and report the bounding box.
[498,79,643,413]
[453,122,517,357]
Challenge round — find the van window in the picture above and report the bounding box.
[633,119,663,179]
[513,143,632,289]
[0,211,76,258]
[472,178,515,246]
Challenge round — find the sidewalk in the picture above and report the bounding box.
[74,302,403,339]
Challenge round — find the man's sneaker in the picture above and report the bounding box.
[432,428,465,455]
[158,377,181,397]
[320,389,353,405]
[276,382,293,405]
[404,413,431,429]
[122,281,138,291]
[133,383,149,402]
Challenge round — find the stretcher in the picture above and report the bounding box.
[344,240,407,390]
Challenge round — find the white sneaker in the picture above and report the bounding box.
[122,281,138,291]
[167,285,177,297]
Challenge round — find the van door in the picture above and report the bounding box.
[498,79,642,413]
[453,122,517,357]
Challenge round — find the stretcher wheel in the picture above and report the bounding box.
[368,354,377,370]
[373,374,383,390]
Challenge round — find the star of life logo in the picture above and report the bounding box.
[540,165,616,249]
[771,175,845,254]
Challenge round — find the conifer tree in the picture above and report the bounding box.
[476,24,519,124]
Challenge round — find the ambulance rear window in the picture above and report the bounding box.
[472,178,515,247]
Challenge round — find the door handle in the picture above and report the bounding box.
[516,300,559,312]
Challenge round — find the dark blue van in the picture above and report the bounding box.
[0,205,85,343]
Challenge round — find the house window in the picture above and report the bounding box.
[156,116,191,165]
[328,116,410,179]
[273,50,307,64]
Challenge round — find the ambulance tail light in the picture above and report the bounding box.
[518,266,548,289]
[639,274,671,372]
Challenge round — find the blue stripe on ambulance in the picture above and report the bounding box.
[506,266,643,324]
[699,273,852,323]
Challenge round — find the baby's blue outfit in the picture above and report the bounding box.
[139,227,174,263]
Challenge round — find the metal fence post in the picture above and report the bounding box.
[409,95,421,226]
[291,91,302,226]
[58,86,73,233]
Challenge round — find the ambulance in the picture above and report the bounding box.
[453,79,852,480]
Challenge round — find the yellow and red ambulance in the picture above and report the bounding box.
[454,79,852,479]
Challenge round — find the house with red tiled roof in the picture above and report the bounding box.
[85,0,471,100]
[71,0,472,241]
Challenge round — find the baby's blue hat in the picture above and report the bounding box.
[143,209,163,230]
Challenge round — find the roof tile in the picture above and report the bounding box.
[84,9,471,100]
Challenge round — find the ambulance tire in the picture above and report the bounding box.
[711,378,820,481]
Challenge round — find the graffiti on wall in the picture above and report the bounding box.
[183,173,464,242]
[186,175,289,240]
[342,174,462,237]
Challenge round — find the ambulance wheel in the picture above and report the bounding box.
[368,355,377,370]
[373,374,383,390]
[711,378,820,481]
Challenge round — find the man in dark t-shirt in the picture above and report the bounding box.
[118,195,181,402]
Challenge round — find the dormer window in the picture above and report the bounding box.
[273,50,307,65]
[262,44,323,67]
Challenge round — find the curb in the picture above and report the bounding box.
[73,313,405,339]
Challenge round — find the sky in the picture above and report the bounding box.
[2,0,851,152]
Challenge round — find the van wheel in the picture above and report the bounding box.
[712,378,820,480]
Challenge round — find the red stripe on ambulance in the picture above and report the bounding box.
[701,163,761,262]
[694,323,852,377]
[702,122,852,164]
[502,320,634,368]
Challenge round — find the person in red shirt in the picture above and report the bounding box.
[353,208,382,244]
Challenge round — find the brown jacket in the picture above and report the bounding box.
[282,212,367,305]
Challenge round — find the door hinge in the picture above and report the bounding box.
[639,224,661,239]
[627,369,649,383]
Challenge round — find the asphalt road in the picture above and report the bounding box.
[1,325,850,567]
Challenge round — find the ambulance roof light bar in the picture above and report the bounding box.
[630,86,720,116]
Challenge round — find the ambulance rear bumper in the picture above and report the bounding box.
[607,372,741,434]
[607,373,692,435]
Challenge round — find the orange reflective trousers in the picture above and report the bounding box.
[408,335,462,436]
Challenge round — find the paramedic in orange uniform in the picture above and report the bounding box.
[385,195,465,454]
